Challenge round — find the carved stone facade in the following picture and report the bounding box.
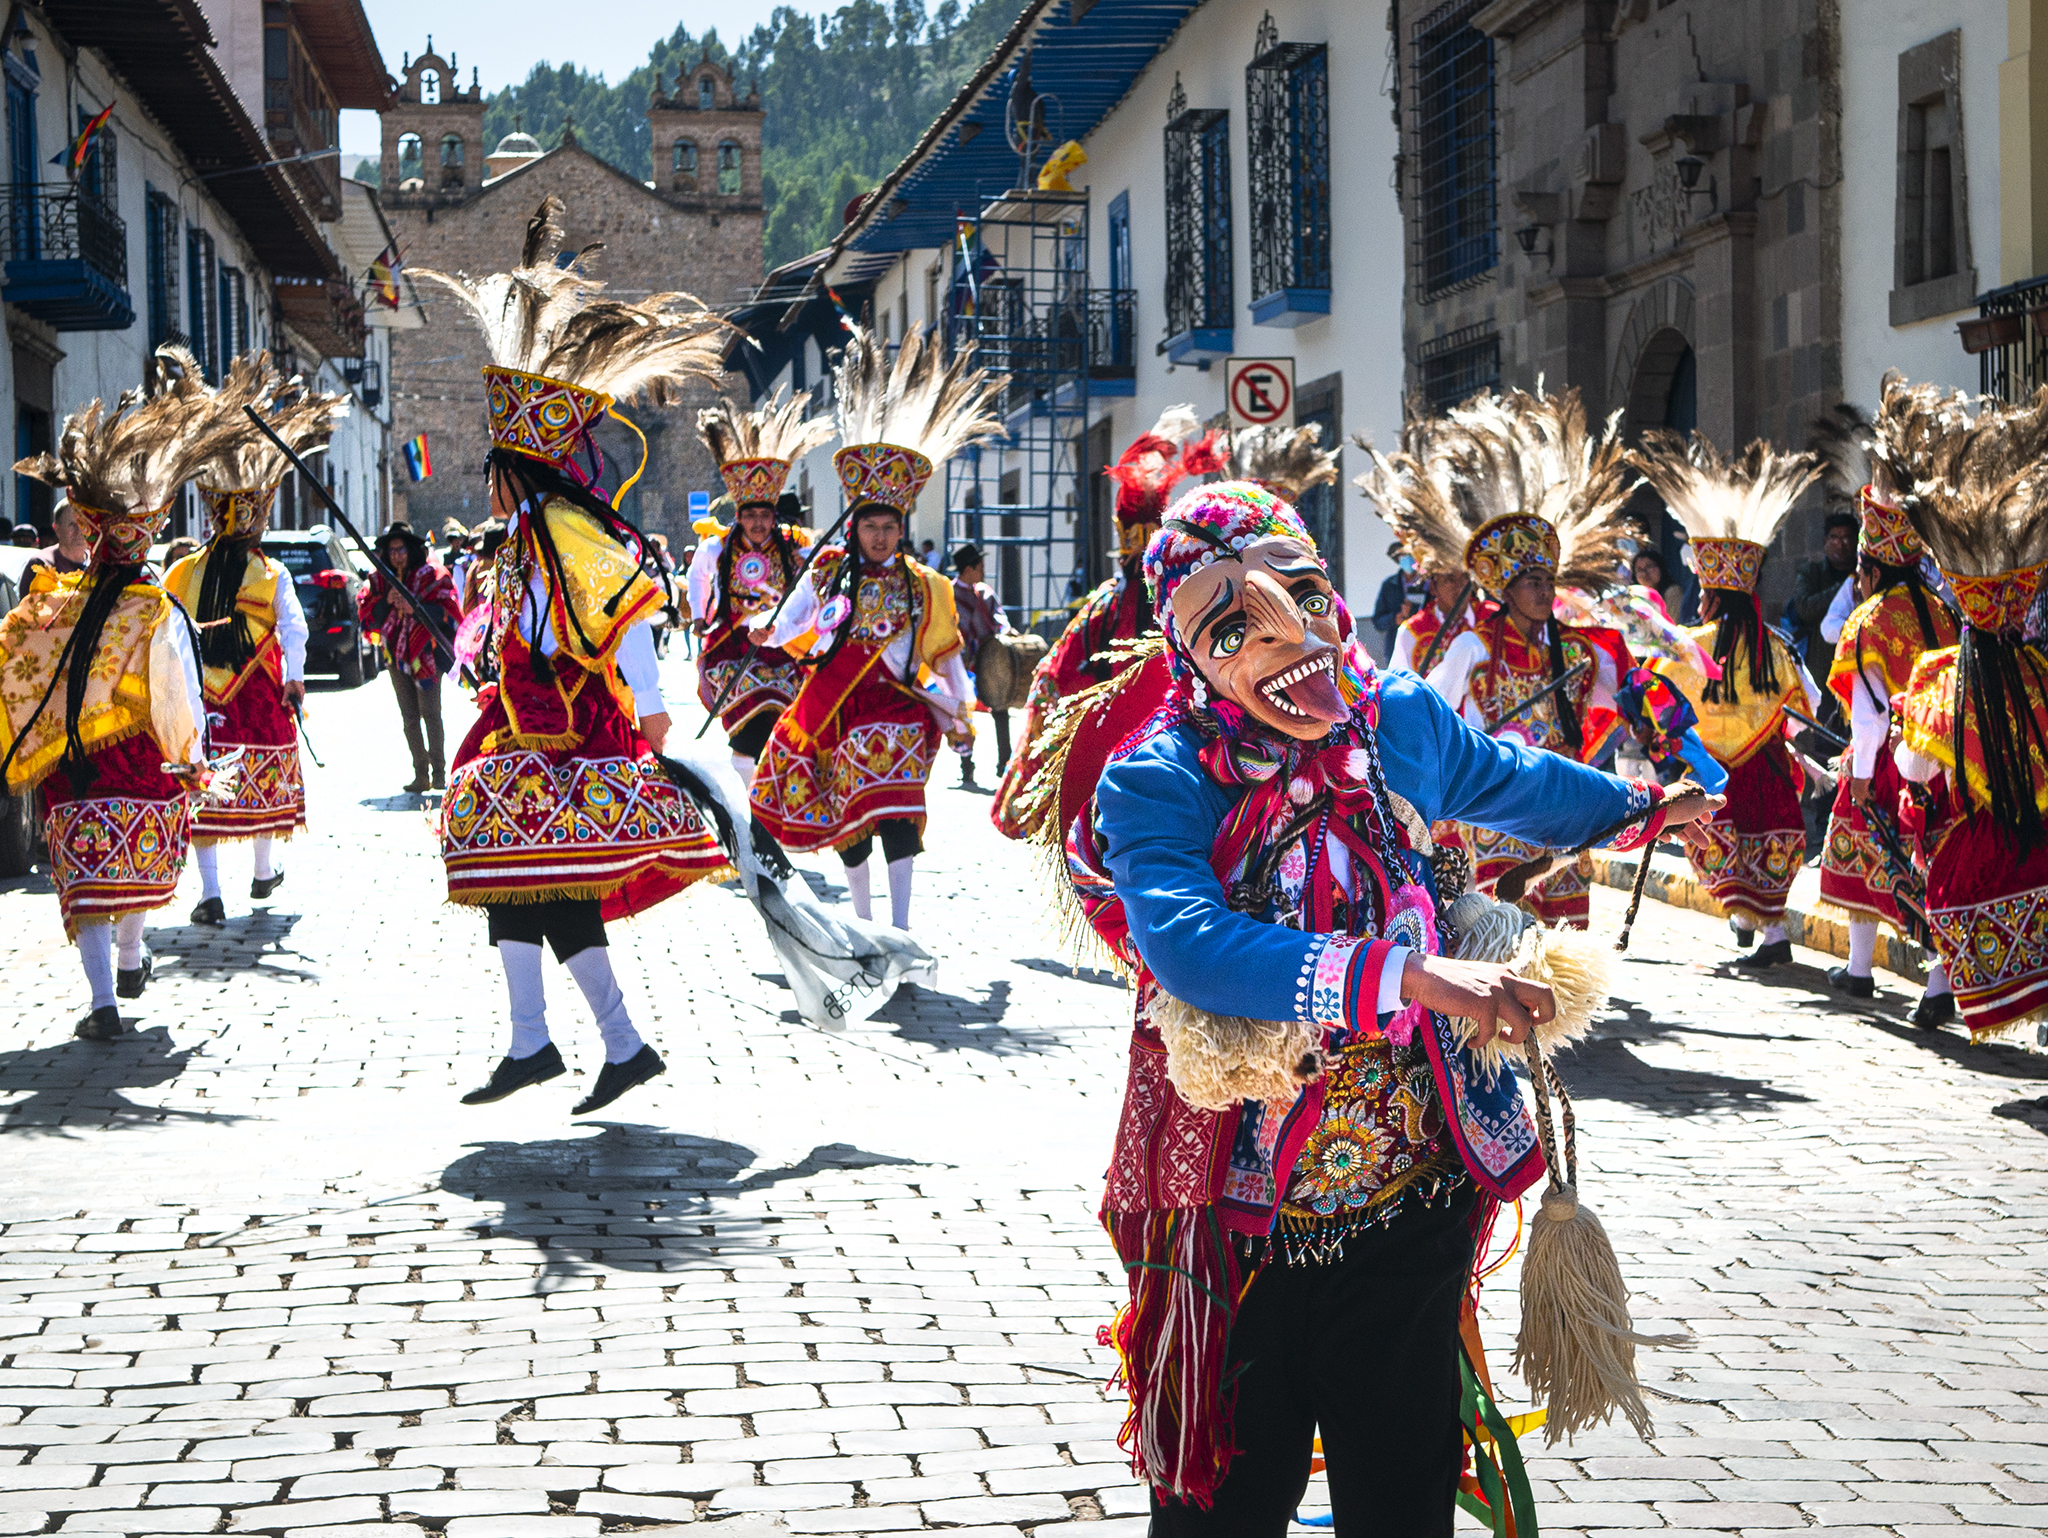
[378,47,763,543]
[1395,0,1845,605]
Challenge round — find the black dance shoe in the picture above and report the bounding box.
[115,950,153,1000]
[460,1042,567,1105]
[1826,965,1875,999]
[251,871,285,899]
[1736,939,1793,969]
[190,896,227,927]
[1912,992,1957,1029]
[571,1045,665,1115]
[1729,918,1755,947]
[75,1005,123,1041]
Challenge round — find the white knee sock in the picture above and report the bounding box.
[252,836,277,881]
[114,912,145,971]
[845,860,872,922]
[77,923,115,1011]
[887,856,914,931]
[1846,918,1878,977]
[564,945,644,1064]
[730,753,756,789]
[497,940,550,1058]
[1925,958,1952,998]
[195,843,222,902]
[1761,923,1787,946]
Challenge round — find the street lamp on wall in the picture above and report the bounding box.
[1676,154,1718,213]
[1514,223,1551,264]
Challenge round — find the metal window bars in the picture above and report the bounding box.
[1,186,127,282]
[1964,276,2048,402]
[1247,21,1330,304]
[1415,322,1500,411]
[1410,0,1498,300]
[1163,76,1232,343]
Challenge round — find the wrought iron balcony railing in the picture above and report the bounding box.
[0,186,133,331]
[1961,276,2048,403]
[956,286,1138,411]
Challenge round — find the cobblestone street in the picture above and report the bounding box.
[4,653,2048,1537]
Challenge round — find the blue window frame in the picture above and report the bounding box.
[144,184,177,347]
[1247,26,1330,326]
[6,61,37,263]
[1162,78,1233,363]
[1411,0,1497,299]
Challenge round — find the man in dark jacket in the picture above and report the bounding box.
[1368,541,1423,664]
[1789,511,1858,698]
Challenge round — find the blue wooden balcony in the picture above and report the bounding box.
[2,188,133,332]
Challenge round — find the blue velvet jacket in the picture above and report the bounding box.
[1096,669,1655,1028]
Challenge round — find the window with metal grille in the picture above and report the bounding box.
[1414,323,1499,411]
[144,185,177,348]
[1411,0,1497,299]
[1163,77,1232,342]
[77,107,116,214]
[1247,19,1329,308]
[186,226,216,381]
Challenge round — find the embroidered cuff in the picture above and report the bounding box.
[1329,937,1399,1036]
[1604,778,1668,853]
[1303,934,1366,1023]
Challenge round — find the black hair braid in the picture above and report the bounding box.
[1701,590,1779,705]
[1953,629,2048,855]
[1546,618,1585,753]
[193,536,257,673]
[807,507,914,672]
[61,564,144,793]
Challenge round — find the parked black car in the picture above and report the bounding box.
[261,527,380,687]
[0,545,43,876]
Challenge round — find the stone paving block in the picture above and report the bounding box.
[442,1520,599,1537]
[226,1497,383,1530]
[575,1490,699,1523]
[389,1490,550,1518]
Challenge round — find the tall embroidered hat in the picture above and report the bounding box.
[1104,404,1220,558]
[1810,383,1935,570]
[1891,383,2048,633]
[1225,421,1339,503]
[830,323,1007,517]
[15,346,246,566]
[1629,430,1821,595]
[191,350,350,539]
[1357,385,1635,596]
[414,196,731,474]
[697,388,835,512]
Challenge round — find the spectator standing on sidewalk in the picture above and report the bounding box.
[358,522,461,793]
[950,543,1011,786]
[23,498,88,584]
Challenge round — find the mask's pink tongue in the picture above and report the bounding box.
[1284,656,1351,723]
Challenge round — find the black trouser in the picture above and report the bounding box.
[1149,1186,1478,1538]
[837,818,922,867]
[728,711,778,761]
[389,665,445,781]
[485,898,606,963]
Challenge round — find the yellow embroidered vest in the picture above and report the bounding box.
[1656,624,1804,767]
[0,568,171,793]
[164,546,283,704]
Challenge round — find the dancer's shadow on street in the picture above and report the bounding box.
[357,792,439,813]
[148,911,318,985]
[1867,1018,2048,1082]
[1598,993,1819,1048]
[1016,957,1126,990]
[1552,1033,1810,1117]
[874,980,1062,1055]
[0,1027,243,1136]
[440,1125,918,1288]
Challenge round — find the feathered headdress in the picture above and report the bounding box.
[697,388,835,512]
[1353,406,1484,577]
[831,324,1007,516]
[413,196,731,468]
[1226,422,1339,502]
[1105,405,1215,553]
[191,351,350,538]
[1628,431,1820,597]
[15,346,246,567]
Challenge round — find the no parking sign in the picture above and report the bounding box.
[1225,356,1294,432]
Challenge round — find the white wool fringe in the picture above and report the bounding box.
[1440,892,1615,1077]
[1149,989,1322,1112]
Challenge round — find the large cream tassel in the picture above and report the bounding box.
[1441,890,1689,1444]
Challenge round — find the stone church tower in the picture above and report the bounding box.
[379,43,764,544]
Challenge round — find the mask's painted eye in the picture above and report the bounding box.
[1301,591,1331,616]
[1213,622,1245,657]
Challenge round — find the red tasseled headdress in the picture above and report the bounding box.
[1106,406,1211,530]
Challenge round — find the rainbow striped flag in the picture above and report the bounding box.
[402,434,431,481]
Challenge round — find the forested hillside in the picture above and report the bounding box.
[370,1,1018,271]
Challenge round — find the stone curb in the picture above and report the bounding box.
[1587,848,1928,983]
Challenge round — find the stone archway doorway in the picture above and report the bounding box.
[1621,324,1697,614]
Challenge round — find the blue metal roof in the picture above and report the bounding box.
[846,0,1204,256]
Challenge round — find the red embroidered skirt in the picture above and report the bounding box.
[1921,790,2048,1038]
[192,674,304,844]
[440,663,728,919]
[1817,747,1906,934]
[1687,741,1805,925]
[695,620,803,735]
[1468,824,1592,931]
[40,734,191,937]
[752,644,941,855]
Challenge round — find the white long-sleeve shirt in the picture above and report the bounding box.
[272,569,308,684]
[150,605,204,766]
[510,570,665,718]
[1820,573,1856,646]
[764,565,973,708]
[1423,622,1620,727]
[1388,605,1458,675]
[685,534,723,623]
